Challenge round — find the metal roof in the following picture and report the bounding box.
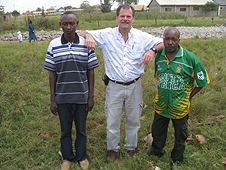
[213,0,226,5]
[153,0,214,5]
[132,5,148,10]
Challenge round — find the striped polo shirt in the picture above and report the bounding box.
[154,45,210,119]
[44,33,99,104]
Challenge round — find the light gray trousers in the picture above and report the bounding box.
[105,79,143,151]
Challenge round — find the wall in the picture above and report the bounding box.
[219,5,226,15]
[148,0,217,17]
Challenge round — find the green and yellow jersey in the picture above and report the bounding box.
[154,45,210,119]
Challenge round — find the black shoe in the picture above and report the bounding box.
[127,149,137,157]
[148,149,165,157]
[106,150,117,163]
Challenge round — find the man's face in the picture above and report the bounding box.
[60,14,78,35]
[116,8,134,30]
[163,30,180,53]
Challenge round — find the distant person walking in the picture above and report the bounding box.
[28,20,37,42]
[17,31,22,42]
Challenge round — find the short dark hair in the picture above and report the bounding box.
[116,4,135,17]
[163,27,180,39]
[60,11,77,22]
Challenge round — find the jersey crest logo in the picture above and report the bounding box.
[197,71,204,80]
[176,64,182,73]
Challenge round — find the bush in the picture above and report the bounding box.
[0,22,15,32]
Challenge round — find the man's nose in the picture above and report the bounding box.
[66,24,71,29]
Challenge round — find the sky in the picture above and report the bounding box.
[1,0,150,13]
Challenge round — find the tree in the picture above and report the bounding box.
[112,0,139,5]
[36,7,42,11]
[42,6,45,16]
[100,0,112,13]
[11,10,20,18]
[0,5,5,14]
[202,2,218,12]
[80,0,91,9]
[64,6,72,10]
[80,0,97,14]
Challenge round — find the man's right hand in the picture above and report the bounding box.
[85,34,96,50]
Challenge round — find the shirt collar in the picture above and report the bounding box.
[61,33,79,44]
[117,26,133,38]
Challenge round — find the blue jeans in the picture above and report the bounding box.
[58,103,88,162]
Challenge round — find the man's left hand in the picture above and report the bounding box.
[86,97,94,112]
[142,50,156,64]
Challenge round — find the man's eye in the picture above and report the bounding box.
[164,37,179,42]
[61,22,75,26]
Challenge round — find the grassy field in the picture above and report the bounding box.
[0,37,226,169]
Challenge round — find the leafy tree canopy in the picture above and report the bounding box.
[11,10,20,17]
[80,0,98,13]
[112,0,139,5]
[203,2,218,12]
[80,0,91,9]
[36,7,42,11]
[100,0,112,13]
[64,6,72,10]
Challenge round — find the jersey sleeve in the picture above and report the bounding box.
[194,61,210,87]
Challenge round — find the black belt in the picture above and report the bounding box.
[110,77,140,86]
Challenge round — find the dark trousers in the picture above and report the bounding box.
[58,103,88,162]
[151,112,188,162]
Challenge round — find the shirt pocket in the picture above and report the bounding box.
[131,42,143,55]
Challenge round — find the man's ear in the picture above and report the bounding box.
[59,22,61,26]
[77,21,79,25]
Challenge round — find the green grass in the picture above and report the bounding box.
[0,37,226,170]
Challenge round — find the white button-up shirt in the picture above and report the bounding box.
[88,27,162,82]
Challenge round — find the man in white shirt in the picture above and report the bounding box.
[80,4,164,163]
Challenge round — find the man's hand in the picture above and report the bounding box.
[142,50,156,64]
[86,97,94,112]
[85,34,96,50]
[50,101,58,116]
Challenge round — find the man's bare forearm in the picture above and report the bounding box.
[79,31,96,50]
[79,31,88,38]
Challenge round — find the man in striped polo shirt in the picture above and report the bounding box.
[149,27,210,166]
[44,11,99,170]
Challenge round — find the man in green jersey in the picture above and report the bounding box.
[149,27,210,166]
